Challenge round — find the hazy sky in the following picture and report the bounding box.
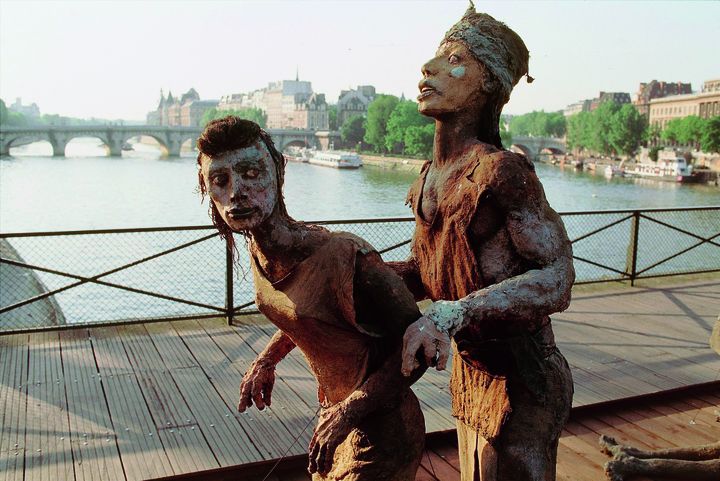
[1,0,718,120]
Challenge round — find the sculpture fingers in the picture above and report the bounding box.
[422,335,438,367]
[237,381,253,412]
[435,338,451,371]
[401,331,423,376]
[251,381,266,411]
[262,380,273,406]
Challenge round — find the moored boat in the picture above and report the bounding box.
[307,150,362,169]
[630,157,696,182]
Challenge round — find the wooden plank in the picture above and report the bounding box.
[58,329,125,481]
[91,324,188,480]
[24,331,75,481]
[0,334,28,481]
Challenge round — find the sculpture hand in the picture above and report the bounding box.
[308,403,355,475]
[401,316,451,376]
[238,359,275,412]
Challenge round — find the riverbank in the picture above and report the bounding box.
[0,238,66,329]
[359,153,426,172]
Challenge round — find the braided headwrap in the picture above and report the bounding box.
[442,1,532,102]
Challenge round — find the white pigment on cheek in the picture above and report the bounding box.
[450,66,466,78]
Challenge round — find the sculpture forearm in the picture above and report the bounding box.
[255,329,296,367]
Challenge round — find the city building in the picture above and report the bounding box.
[563,99,592,117]
[147,88,218,126]
[336,85,376,126]
[648,79,720,128]
[589,92,631,111]
[633,80,692,116]
[9,98,40,118]
[218,78,329,130]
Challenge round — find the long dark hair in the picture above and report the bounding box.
[196,116,288,253]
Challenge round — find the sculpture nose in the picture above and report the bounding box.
[421,57,439,78]
[230,182,249,202]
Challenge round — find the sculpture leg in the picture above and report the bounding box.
[605,454,720,481]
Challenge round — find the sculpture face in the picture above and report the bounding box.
[418,41,488,117]
[200,141,278,232]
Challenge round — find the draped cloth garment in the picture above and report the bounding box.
[251,232,424,481]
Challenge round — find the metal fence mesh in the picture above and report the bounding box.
[1,208,718,333]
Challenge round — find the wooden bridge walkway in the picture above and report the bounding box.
[1,280,719,481]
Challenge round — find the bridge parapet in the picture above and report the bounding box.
[0,125,341,157]
[509,136,566,160]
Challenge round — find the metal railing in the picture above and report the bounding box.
[1,207,718,334]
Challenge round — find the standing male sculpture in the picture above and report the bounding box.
[391,3,575,480]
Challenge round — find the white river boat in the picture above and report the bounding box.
[307,150,363,169]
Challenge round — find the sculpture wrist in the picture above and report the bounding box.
[424,300,468,337]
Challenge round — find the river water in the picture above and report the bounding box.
[0,140,718,327]
[1,139,718,232]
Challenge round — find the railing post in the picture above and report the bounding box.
[626,211,640,286]
[225,237,234,325]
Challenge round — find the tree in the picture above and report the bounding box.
[566,111,593,153]
[700,116,720,153]
[364,94,399,153]
[404,123,435,159]
[608,104,647,156]
[500,121,512,146]
[661,118,682,144]
[327,105,338,131]
[676,115,705,149]
[588,101,621,154]
[340,115,365,147]
[384,100,432,153]
[509,110,566,138]
[0,98,29,126]
[201,107,267,128]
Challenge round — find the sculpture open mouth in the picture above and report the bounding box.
[228,207,255,220]
[417,86,438,101]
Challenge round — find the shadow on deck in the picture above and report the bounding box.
[1,279,718,481]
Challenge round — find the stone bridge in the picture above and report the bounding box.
[0,125,340,157]
[509,135,566,160]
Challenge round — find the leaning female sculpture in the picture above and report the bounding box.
[391,3,575,480]
[196,117,425,480]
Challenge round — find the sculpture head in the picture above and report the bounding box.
[197,117,287,247]
[418,2,531,147]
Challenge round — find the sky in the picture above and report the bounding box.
[1,0,718,121]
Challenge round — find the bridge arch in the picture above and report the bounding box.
[282,139,311,151]
[510,144,534,159]
[3,134,54,156]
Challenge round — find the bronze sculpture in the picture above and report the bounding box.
[196,117,426,480]
[391,3,575,480]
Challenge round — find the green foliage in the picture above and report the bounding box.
[649,146,661,162]
[404,123,435,159]
[661,118,682,143]
[0,98,29,126]
[364,94,399,153]
[608,104,647,156]
[509,110,566,138]
[566,102,647,156]
[201,107,267,128]
[384,100,432,153]
[340,115,365,147]
[500,122,512,146]
[700,116,720,153]
[327,105,338,130]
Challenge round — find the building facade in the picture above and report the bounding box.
[633,80,692,117]
[589,92,631,111]
[563,99,591,117]
[147,88,218,127]
[336,85,376,126]
[648,79,720,128]
[9,98,40,118]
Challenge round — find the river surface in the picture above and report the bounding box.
[1,139,718,232]
[1,140,718,328]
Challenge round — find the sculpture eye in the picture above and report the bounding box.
[449,54,460,64]
[211,174,228,187]
[245,168,260,179]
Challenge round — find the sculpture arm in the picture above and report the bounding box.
[425,163,575,338]
[386,255,428,301]
[238,329,296,412]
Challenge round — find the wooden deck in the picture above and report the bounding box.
[1,279,719,481]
